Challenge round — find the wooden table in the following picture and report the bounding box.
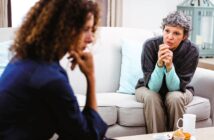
[198,58,214,70]
[115,127,214,140]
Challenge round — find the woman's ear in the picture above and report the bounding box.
[183,35,188,40]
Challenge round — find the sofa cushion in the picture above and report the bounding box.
[95,93,145,127]
[77,93,211,128]
[186,96,210,121]
[76,94,117,126]
[76,93,145,126]
[117,39,144,94]
[116,29,153,95]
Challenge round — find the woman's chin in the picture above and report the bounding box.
[170,47,177,51]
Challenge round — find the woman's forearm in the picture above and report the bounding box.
[85,74,97,111]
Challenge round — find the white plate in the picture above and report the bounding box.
[191,136,196,140]
[153,134,169,140]
[153,133,196,140]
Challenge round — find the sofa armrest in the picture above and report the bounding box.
[191,67,214,125]
[0,28,17,42]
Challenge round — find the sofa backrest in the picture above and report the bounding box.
[0,28,16,42]
[0,27,155,94]
[1,27,213,96]
[61,27,155,94]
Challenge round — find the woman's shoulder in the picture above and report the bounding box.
[183,39,199,53]
[143,36,163,52]
[144,36,163,48]
[28,60,68,88]
[145,36,162,43]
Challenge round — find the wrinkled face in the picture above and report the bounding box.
[163,25,186,50]
[76,13,95,53]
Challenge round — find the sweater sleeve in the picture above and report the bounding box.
[136,37,161,89]
[174,41,199,92]
[148,64,165,92]
[165,65,180,91]
[41,78,107,140]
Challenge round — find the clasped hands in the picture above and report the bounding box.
[157,44,173,72]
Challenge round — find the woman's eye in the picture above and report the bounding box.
[83,28,89,32]
[165,29,169,33]
[174,32,180,36]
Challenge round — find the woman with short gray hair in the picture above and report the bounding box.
[161,11,191,37]
[135,11,199,133]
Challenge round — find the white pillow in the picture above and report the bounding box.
[0,40,12,76]
[117,39,144,94]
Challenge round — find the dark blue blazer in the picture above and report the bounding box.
[0,58,107,140]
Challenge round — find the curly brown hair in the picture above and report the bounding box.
[10,0,100,62]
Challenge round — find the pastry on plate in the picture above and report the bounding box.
[173,129,191,140]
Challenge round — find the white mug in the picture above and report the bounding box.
[177,114,196,136]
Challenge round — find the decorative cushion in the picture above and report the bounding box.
[117,39,144,94]
[0,40,12,76]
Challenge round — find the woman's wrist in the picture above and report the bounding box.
[86,73,95,82]
[157,61,164,67]
[166,64,173,72]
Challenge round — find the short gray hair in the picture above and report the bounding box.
[161,11,191,37]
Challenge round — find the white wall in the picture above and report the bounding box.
[11,0,39,27]
[122,0,182,30]
[11,0,214,30]
[11,0,183,29]
[122,0,214,30]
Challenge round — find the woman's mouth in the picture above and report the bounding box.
[166,42,173,48]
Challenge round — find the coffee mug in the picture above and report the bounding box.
[177,114,196,136]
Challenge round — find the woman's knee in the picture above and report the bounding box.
[165,91,184,106]
[135,87,160,103]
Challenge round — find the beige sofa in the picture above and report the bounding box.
[0,27,214,138]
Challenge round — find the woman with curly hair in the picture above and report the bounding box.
[0,0,107,139]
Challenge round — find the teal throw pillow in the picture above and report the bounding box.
[117,39,144,94]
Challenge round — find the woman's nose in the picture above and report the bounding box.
[86,32,94,43]
[168,33,174,39]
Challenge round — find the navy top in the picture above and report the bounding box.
[0,58,107,140]
[136,36,199,96]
